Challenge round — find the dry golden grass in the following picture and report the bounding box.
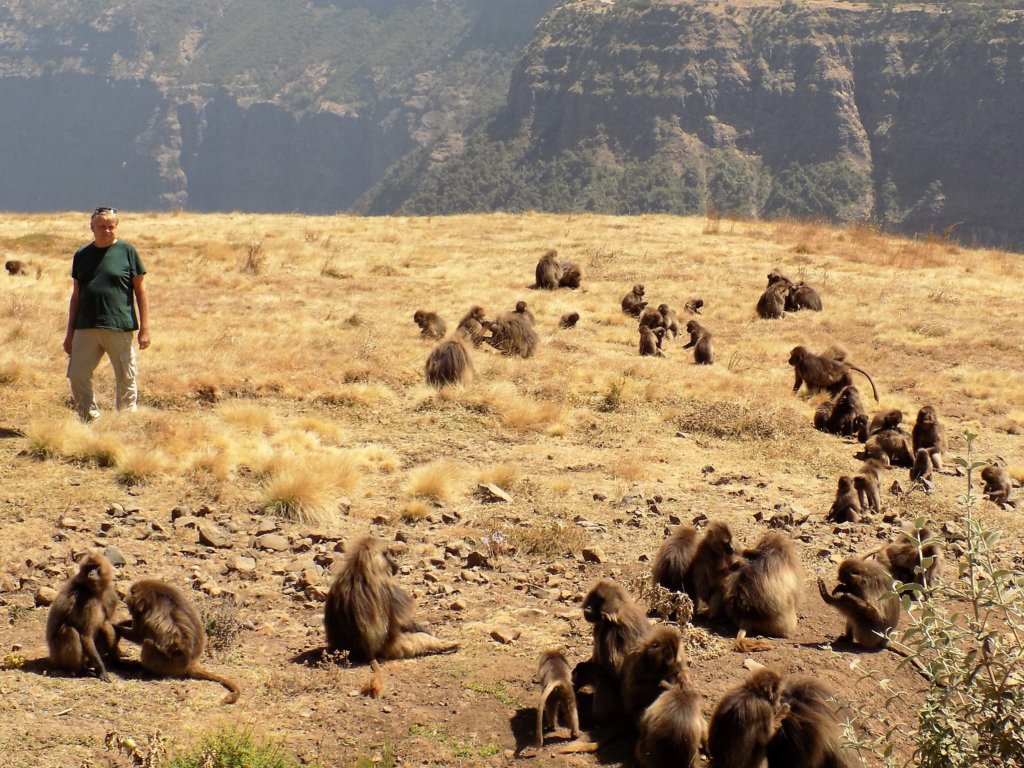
[404,460,463,502]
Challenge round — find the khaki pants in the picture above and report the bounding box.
[67,328,138,421]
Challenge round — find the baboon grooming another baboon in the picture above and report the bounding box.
[865,525,943,592]
[658,304,680,338]
[707,667,789,768]
[456,306,488,345]
[639,306,665,331]
[981,465,1015,507]
[324,536,457,696]
[789,346,879,401]
[635,671,707,768]
[622,284,648,316]
[558,311,580,329]
[818,558,900,650]
[46,550,119,681]
[689,521,741,614]
[864,429,914,467]
[116,579,241,704]
[534,249,563,289]
[911,406,947,470]
[721,532,803,650]
[814,386,868,438]
[639,326,664,357]
[683,320,714,365]
[412,310,446,339]
[827,476,862,523]
[535,649,580,747]
[558,260,583,289]
[756,280,788,319]
[424,328,474,387]
[786,281,823,312]
[766,677,858,768]
[5,259,28,276]
[485,312,538,358]
[622,625,685,723]
[651,525,700,594]
[866,408,903,439]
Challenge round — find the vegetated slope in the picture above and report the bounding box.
[0,211,1022,765]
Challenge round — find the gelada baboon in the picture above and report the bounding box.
[721,532,803,650]
[827,476,862,524]
[424,328,474,387]
[639,326,664,357]
[863,428,914,468]
[651,525,700,594]
[683,320,714,365]
[534,249,563,289]
[639,306,665,331]
[707,667,789,768]
[818,558,900,650]
[981,464,1015,507]
[788,346,879,401]
[865,525,943,592]
[622,284,648,316]
[5,259,28,276]
[514,300,535,326]
[577,579,652,721]
[911,406,947,470]
[116,579,241,704]
[767,269,793,288]
[854,458,887,514]
[866,408,903,439]
[766,676,859,768]
[786,281,823,312]
[456,306,488,345]
[635,671,707,768]
[911,448,934,491]
[683,297,704,315]
[535,649,580,747]
[558,311,580,329]
[813,386,867,438]
[485,312,538,358]
[657,304,680,338]
[412,310,446,339]
[622,625,685,723]
[689,521,740,615]
[46,550,119,681]
[756,280,788,320]
[558,260,583,289]
[324,536,457,696]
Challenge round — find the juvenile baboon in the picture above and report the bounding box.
[534,249,563,289]
[814,386,868,438]
[457,306,488,345]
[721,532,803,650]
[658,304,680,338]
[622,625,685,723]
[866,525,943,591]
[558,311,580,329]
[981,464,1014,507]
[46,550,119,681]
[5,259,28,276]
[866,408,903,439]
[578,579,652,720]
[864,428,914,467]
[757,281,788,319]
[639,306,665,331]
[635,671,707,768]
[683,320,714,365]
[827,476,862,523]
[789,346,879,401]
[513,300,536,326]
[622,284,648,316]
[690,521,741,615]
[767,676,859,768]
[651,525,700,594]
[535,649,580,747]
[854,458,887,514]
[818,558,900,650]
[412,310,446,339]
[558,261,583,289]
[116,579,241,704]
[683,298,704,315]
[707,667,789,768]
[485,312,538,358]
[785,281,823,312]
[639,326,664,357]
[911,406,947,470]
[324,536,457,696]
[911,448,934,491]
[424,328,474,387]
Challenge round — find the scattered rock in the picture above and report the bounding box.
[102,546,127,566]
[465,551,492,569]
[255,534,290,552]
[34,586,58,607]
[170,506,189,521]
[227,556,257,574]
[450,599,467,611]
[476,483,512,503]
[197,521,232,549]
[582,546,606,564]
[489,626,521,645]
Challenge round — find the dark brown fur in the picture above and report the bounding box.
[424,329,474,387]
[785,282,823,312]
[827,476,862,523]
[683,320,714,365]
[5,259,29,276]
[558,261,583,289]
[651,525,700,594]
[657,304,680,338]
[814,386,868,438]
[535,649,580,747]
[867,526,943,592]
[456,306,488,345]
[767,677,858,768]
[866,408,903,439]
[684,298,704,315]
[757,280,788,319]
[818,558,899,650]
[639,306,666,331]
[864,429,914,467]
[981,465,1014,507]
[911,406,947,470]
[854,458,887,514]
[911,448,934,491]
[513,300,535,326]
[534,249,563,290]
[622,284,648,317]
[622,626,685,724]
[690,521,740,615]
[116,579,240,703]
[485,312,538,358]
[635,671,707,768]
[722,532,803,649]
[639,326,664,357]
[789,346,879,401]
[412,310,446,339]
[558,311,580,329]
[46,551,119,681]
[707,667,789,768]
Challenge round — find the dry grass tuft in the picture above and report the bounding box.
[115,448,169,486]
[399,500,432,522]
[477,464,522,489]
[507,520,588,558]
[404,460,462,501]
[257,452,360,525]
[672,399,805,441]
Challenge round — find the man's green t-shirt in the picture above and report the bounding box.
[71,240,146,332]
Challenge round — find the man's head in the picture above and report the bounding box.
[90,207,118,247]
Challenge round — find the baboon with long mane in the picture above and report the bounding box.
[425,328,474,387]
[46,550,119,681]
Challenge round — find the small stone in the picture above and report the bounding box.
[35,586,58,606]
[102,546,127,566]
[228,556,257,574]
[465,551,492,569]
[489,626,521,645]
[581,546,606,564]
[450,599,468,611]
[170,506,189,521]
[197,521,232,549]
[476,483,512,503]
[256,534,290,552]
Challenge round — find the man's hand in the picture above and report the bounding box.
[138,328,151,350]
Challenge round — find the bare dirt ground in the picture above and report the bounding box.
[1,212,1022,767]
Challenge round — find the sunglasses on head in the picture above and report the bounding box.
[92,206,117,216]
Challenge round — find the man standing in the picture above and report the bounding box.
[63,207,150,421]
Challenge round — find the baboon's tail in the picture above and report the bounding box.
[189,665,241,704]
[732,629,774,652]
[361,659,383,698]
[386,631,459,660]
[535,681,558,747]
[849,364,880,402]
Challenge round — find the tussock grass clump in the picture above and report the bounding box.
[399,500,432,522]
[115,448,168,486]
[23,418,111,463]
[508,520,588,558]
[477,464,522,489]
[672,399,805,441]
[404,460,462,502]
[0,359,30,385]
[258,453,359,525]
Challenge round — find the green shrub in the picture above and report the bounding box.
[165,728,312,768]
